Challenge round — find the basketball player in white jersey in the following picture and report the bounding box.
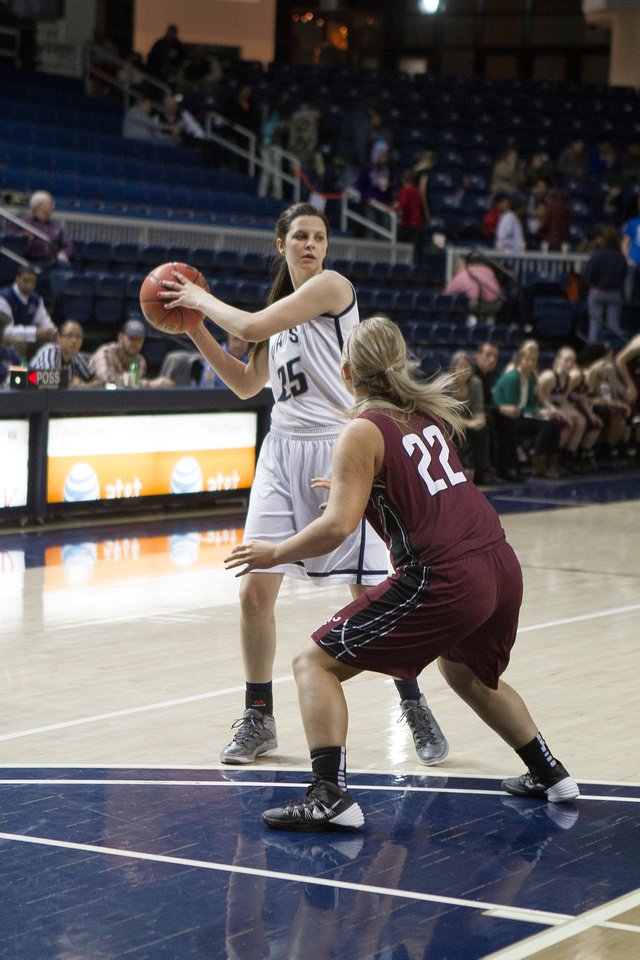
[160,202,449,765]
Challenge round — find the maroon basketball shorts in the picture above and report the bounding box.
[312,539,523,689]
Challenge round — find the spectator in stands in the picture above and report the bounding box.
[495,196,526,254]
[413,150,438,224]
[448,350,486,482]
[334,98,373,190]
[556,138,588,182]
[287,101,321,168]
[621,209,640,300]
[0,313,22,385]
[29,320,101,388]
[588,140,619,179]
[22,190,74,266]
[536,347,587,473]
[122,96,169,142]
[584,225,627,343]
[539,189,571,250]
[89,319,174,388]
[0,265,56,359]
[586,355,632,468]
[524,177,550,242]
[615,332,640,411]
[258,91,291,200]
[200,334,250,388]
[356,139,395,209]
[443,255,504,319]
[225,83,261,136]
[482,193,508,245]
[602,178,638,228]
[492,344,562,479]
[178,44,222,97]
[158,94,206,144]
[490,148,524,197]
[523,151,554,190]
[146,24,187,82]
[394,170,425,263]
[472,341,501,484]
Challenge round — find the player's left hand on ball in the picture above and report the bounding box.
[224,541,277,575]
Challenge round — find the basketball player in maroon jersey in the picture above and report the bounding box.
[226,315,579,832]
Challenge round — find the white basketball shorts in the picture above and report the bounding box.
[243,427,389,585]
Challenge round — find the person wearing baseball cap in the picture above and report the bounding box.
[89,318,174,388]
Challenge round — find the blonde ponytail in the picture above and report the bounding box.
[344,316,467,440]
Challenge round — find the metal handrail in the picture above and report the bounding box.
[446,245,589,285]
[204,114,301,201]
[83,43,171,107]
[0,205,52,244]
[340,188,398,244]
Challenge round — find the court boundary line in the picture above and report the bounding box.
[0,829,574,925]
[481,886,640,959]
[0,765,638,791]
[0,776,637,804]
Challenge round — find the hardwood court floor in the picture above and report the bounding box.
[0,472,639,959]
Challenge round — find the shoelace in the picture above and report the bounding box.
[398,705,439,745]
[229,714,267,744]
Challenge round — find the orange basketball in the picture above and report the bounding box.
[139,261,210,335]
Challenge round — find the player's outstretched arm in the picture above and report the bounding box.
[160,269,352,342]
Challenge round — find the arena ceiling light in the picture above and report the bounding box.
[419,0,440,12]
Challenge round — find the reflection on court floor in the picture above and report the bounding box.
[1,768,639,960]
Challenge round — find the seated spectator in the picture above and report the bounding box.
[556,138,587,182]
[587,355,632,468]
[448,350,486,483]
[443,255,504,318]
[158,94,206,144]
[615,332,640,412]
[539,189,571,250]
[472,340,501,484]
[584,225,627,343]
[492,344,562,479]
[523,151,554,190]
[89,319,174,388]
[536,347,587,472]
[568,344,607,471]
[0,265,56,359]
[0,312,22,385]
[29,320,102,388]
[122,96,170,142]
[615,332,640,464]
[21,190,74,267]
[495,197,526,254]
[491,148,524,197]
[200,334,250,388]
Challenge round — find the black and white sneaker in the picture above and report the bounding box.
[501,772,580,803]
[262,778,364,832]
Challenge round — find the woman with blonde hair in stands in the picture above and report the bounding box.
[537,346,587,473]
